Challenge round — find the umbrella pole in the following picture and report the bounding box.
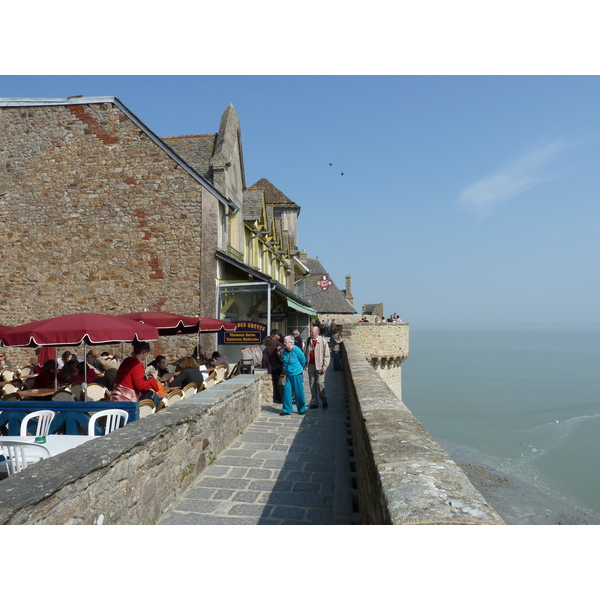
[84,340,88,400]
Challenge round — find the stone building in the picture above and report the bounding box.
[295,253,356,332]
[0,96,314,362]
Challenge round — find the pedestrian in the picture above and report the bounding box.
[329,329,343,371]
[262,335,284,404]
[280,335,307,415]
[292,329,304,351]
[304,325,330,409]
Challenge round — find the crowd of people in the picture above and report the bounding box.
[261,325,339,417]
[1,342,232,409]
[359,313,403,323]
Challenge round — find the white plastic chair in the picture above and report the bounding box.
[88,409,128,436]
[20,410,56,437]
[0,441,50,476]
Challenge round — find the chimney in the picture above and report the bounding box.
[345,275,354,303]
[298,250,307,262]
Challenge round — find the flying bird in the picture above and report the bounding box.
[329,163,332,166]
[341,172,344,176]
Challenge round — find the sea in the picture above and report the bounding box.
[401,326,600,524]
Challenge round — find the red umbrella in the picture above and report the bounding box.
[119,312,200,336]
[119,313,236,334]
[1,313,160,394]
[198,318,236,333]
[1,313,159,347]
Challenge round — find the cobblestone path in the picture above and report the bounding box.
[158,369,359,525]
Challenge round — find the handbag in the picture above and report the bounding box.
[278,350,292,386]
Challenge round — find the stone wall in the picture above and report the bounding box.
[342,339,504,524]
[343,322,408,399]
[0,373,270,525]
[0,100,218,364]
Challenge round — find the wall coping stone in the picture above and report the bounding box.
[343,340,504,525]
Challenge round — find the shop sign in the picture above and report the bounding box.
[259,309,286,322]
[317,276,333,291]
[219,321,267,345]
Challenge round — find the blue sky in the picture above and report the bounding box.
[2,75,599,329]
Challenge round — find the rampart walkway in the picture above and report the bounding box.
[158,369,360,525]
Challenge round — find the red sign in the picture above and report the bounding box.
[317,276,333,291]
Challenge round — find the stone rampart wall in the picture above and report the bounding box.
[343,322,408,399]
[342,339,504,525]
[0,373,270,525]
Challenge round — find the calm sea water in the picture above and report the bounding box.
[402,327,600,518]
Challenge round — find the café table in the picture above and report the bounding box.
[0,435,96,457]
[0,434,97,475]
[17,388,60,399]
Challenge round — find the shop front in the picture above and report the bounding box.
[217,281,316,364]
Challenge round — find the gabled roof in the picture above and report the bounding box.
[300,257,356,314]
[161,134,217,184]
[247,178,301,212]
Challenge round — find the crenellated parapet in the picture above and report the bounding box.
[342,322,409,399]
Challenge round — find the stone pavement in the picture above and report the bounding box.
[158,368,360,525]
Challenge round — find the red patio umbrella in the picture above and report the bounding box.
[119,312,200,336]
[198,318,237,333]
[1,313,160,392]
[1,313,159,347]
[119,312,236,335]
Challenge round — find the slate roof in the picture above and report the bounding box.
[161,134,217,184]
[247,178,301,211]
[243,188,264,221]
[300,257,356,314]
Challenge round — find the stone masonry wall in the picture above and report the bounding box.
[0,101,209,363]
[0,373,269,524]
[342,339,504,524]
[343,322,408,399]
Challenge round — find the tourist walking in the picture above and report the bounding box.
[305,325,330,409]
[280,335,307,415]
[329,329,343,371]
[262,335,285,404]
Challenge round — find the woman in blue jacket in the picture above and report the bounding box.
[281,335,307,415]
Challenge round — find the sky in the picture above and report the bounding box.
[3,3,600,332]
[4,74,599,329]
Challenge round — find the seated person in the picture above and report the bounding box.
[35,359,57,388]
[211,351,230,374]
[0,352,13,370]
[148,355,171,382]
[95,354,121,390]
[57,351,74,369]
[167,356,205,389]
[63,358,99,385]
[85,350,103,374]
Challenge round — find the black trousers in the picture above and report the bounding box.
[271,367,283,403]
